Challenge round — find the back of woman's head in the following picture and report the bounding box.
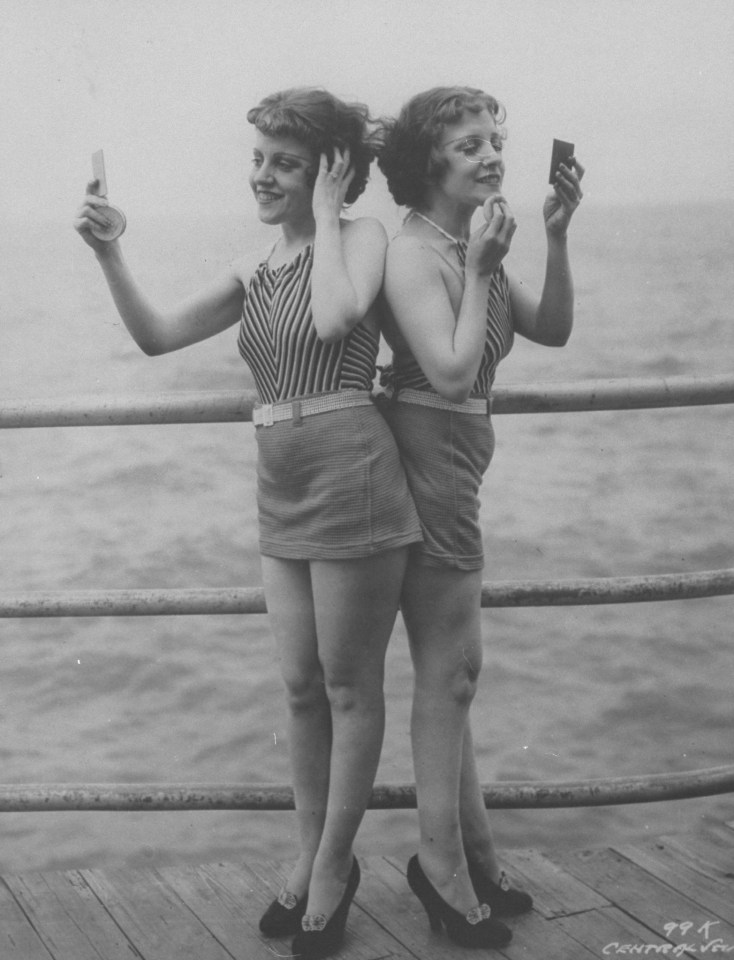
[377,86,506,209]
[247,87,375,205]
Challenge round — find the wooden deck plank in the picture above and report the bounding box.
[555,905,681,956]
[547,843,734,953]
[2,870,141,960]
[1,818,733,960]
[501,847,610,918]
[80,866,237,960]
[0,879,55,960]
[613,837,734,924]
[655,822,734,879]
[496,909,599,960]
[153,862,277,960]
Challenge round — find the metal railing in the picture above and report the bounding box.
[2,372,733,811]
[2,373,734,429]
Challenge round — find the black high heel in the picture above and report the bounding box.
[406,855,512,949]
[259,887,308,937]
[467,860,533,916]
[291,857,360,959]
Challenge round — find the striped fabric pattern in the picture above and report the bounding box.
[391,245,514,397]
[238,245,379,403]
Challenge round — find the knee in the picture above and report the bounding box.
[281,668,327,715]
[447,654,481,707]
[323,673,383,715]
[324,679,358,714]
[417,647,482,709]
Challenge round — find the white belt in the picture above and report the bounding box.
[253,391,373,427]
[392,388,489,415]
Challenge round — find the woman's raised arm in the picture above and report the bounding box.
[510,158,584,347]
[309,149,387,343]
[384,201,515,403]
[75,182,246,355]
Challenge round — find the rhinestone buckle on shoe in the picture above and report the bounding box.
[301,913,327,932]
[276,889,298,910]
[466,903,492,925]
[498,871,511,892]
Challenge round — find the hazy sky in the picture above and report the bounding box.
[3,0,734,222]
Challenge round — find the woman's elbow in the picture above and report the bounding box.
[135,332,174,356]
[441,384,471,403]
[432,374,474,404]
[546,322,573,347]
[533,309,573,347]
[313,311,360,344]
[315,324,349,345]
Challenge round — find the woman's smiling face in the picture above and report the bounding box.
[249,131,316,226]
[432,109,505,209]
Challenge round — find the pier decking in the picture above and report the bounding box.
[2,818,732,959]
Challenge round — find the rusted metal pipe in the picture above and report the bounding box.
[0,765,732,812]
[2,374,733,428]
[491,373,734,414]
[2,569,733,618]
[0,588,268,618]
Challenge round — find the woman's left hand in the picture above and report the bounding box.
[312,147,356,222]
[544,158,585,238]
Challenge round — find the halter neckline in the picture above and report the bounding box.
[265,241,313,273]
[406,210,467,246]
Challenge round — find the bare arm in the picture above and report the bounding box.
[309,150,387,343]
[511,159,584,346]
[74,182,245,355]
[383,200,516,403]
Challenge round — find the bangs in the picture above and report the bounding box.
[247,87,375,205]
[431,91,505,131]
[249,105,320,152]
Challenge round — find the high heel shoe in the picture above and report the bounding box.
[291,857,360,959]
[467,860,533,916]
[259,887,308,937]
[406,855,512,949]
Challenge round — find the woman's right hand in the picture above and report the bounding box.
[464,196,517,277]
[73,179,123,254]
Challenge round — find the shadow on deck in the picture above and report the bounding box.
[2,818,733,959]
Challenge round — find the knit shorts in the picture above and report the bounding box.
[255,399,422,560]
[383,400,495,570]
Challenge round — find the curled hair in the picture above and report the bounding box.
[377,86,506,209]
[247,87,376,205]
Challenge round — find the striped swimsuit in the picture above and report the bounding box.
[238,244,377,402]
[237,242,421,560]
[389,244,514,398]
[386,243,515,570]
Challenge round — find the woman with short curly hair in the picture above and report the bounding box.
[377,85,584,949]
[76,86,421,960]
[378,86,506,209]
[247,87,375,206]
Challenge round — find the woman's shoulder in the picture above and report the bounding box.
[230,247,271,286]
[385,231,442,273]
[340,215,388,246]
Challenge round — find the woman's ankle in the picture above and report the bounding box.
[303,852,356,919]
[463,842,500,882]
[284,853,316,899]
[415,849,479,914]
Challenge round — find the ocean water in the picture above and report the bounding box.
[1,201,733,876]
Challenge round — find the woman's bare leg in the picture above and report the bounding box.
[303,546,408,919]
[459,721,501,879]
[401,562,485,914]
[261,555,330,899]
